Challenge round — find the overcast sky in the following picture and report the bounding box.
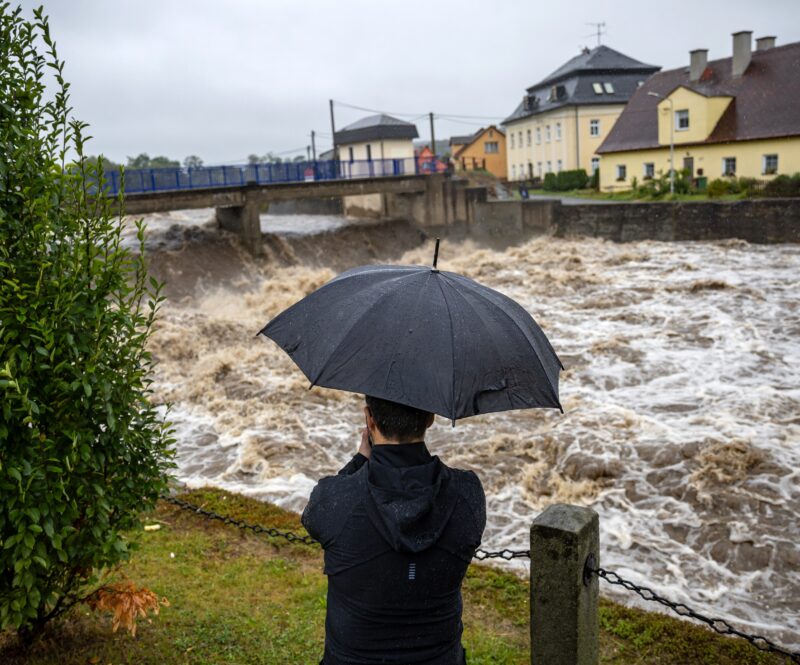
[19,0,800,165]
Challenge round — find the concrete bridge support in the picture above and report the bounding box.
[216,190,262,255]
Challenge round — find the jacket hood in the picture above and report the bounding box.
[364,443,457,553]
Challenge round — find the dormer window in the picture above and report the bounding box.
[676,109,689,131]
[592,82,603,94]
[603,82,615,93]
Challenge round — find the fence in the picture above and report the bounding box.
[164,494,800,665]
[102,156,448,197]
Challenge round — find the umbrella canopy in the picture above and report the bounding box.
[259,261,563,422]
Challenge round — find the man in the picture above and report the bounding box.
[302,395,486,665]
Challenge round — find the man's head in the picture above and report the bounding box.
[364,395,434,443]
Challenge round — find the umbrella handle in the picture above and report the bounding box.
[433,237,440,270]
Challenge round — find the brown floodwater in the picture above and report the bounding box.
[134,209,800,648]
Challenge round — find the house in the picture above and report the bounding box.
[415,146,447,173]
[451,126,507,179]
[334,114,419,176]
[333,114,419,215]
[597,33,800,190]
[502,45,660,181]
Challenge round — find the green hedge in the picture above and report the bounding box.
[542,169,589,191]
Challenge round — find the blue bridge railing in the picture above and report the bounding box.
[103,156,447,196]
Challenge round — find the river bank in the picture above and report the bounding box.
[0,488,789,664]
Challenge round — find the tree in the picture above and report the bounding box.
[126,152,152,169]
[0,5,174,641]
[149,155,179,169]
[183,155,203,169]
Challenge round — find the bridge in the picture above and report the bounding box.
[110,158,483,254]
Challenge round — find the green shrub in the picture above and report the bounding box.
[589,168,599,190]
[707,178,729,197]
[763,173,800,197]
[542,172,558,191]
[542,169,588,191]
[0,6,173,640]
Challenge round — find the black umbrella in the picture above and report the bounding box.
[259,241,563,422]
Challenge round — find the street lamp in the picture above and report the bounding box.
[648,91,675,195]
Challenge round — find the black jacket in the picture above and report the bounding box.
[302,442,486,665]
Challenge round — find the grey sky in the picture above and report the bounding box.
[20,0,800,165]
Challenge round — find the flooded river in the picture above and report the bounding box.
[136,209,800,648]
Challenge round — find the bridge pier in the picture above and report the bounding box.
[216,192,262,255]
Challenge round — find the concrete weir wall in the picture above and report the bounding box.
[464,198,800,244]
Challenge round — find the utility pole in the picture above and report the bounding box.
[311,130,317,161]
[306,145,311,161]
[329,99,337,160]
[429,112,436,156]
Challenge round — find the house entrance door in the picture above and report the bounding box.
[683,157,694,177]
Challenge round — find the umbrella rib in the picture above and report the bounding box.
[308,271,424,388]
[442,274,562,407]
[435,276,458,424]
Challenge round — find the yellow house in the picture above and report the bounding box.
[597,33,800,190]
[502,45,659,181]
[451,126,507,179]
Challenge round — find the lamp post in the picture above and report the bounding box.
[648,91,674,195]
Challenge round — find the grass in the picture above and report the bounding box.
[0,487,791,664]
[516,188,748,202]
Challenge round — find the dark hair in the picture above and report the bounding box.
[365,395,432,441]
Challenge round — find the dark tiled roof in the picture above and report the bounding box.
[334,114,419,145]
[450,132,479,146]
[503,45,660,125]
[597,41,800,153]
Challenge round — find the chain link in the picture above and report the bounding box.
[474,548,530,560]
[590,566,800,664]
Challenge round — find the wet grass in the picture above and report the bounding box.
[0,487,790,664]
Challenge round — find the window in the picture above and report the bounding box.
[484,141,499,154]
[603,82,615,93]
[537,162,542,176]
[763,154,778,175]
[589,119,600,137]
[348,147,354,163]
[637,80,644,87]
[592,82,603,94]
[518,131,523,147]
[366,144,372,161]
[526,129,531,146]
[643,162,655,179]
[556,122,562,140]
[545,125,551,142]
[591,157,599,173]
[536,127,541,144]
[519,164,524,178]
[557,159,562,172]
[512,164,517,179]
[616,164,627,181]
[528,163,533,178]
[510,133,515,149]
[722,157,736,176]
[676,110,689,131]
[546,160,552,173]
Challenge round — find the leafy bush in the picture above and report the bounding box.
[0,6,173,640]
[707,178,730,198]
[763,173,800,197]
[589,168,599,190]
[542,169,589,191]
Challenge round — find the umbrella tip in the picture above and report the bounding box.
[433,238,440,271]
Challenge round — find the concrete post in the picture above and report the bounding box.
[215,192,262,256]
[530,503,599,665]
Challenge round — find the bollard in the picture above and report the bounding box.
[530,503,599,665]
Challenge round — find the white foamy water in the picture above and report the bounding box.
[143,213,800,648]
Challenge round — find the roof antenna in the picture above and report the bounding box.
[585,21,606,46]
[432,237,440,271]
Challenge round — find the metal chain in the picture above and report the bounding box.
[590,566,800,664]
[162,495,529,561]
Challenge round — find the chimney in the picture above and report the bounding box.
[732,31,752,77]
[756,36,776,51]
[689,49,708,82]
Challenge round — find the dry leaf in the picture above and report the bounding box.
[85,581,167,636]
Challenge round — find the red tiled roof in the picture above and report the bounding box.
[597,41,800,153]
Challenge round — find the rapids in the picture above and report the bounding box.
[137,209,800,648]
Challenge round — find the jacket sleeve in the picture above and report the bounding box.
[337,452,368,476]
[301,477,336,547]
[460,471,487,548]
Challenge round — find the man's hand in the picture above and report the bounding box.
[358,427,372,459]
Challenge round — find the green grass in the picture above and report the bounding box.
[518,188,747,202]
[0,488,791,664]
